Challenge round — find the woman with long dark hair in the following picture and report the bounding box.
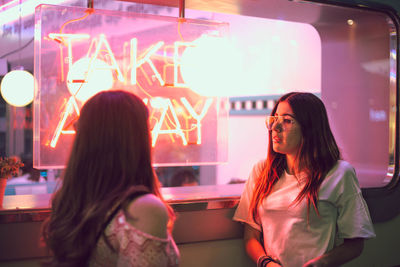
[42,90,179,267]
[233,92,375,267]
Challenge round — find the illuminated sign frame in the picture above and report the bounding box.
[34,4,229,168]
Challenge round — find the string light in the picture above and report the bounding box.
[66,57,113,103]
[180,35,242,96]
[0,69,34,107]
[0,0,34,107]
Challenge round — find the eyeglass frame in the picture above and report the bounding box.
[265,115,297,131]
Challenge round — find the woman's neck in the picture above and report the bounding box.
[285,154,298,175]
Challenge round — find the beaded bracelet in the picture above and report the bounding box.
[257,255,280,267]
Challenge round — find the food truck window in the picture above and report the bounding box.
[156,11,322,187]
[29,1,396,197]
[157,4,397,189]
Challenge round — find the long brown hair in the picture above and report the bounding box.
[41,90,174,266]
[250,92,340,221]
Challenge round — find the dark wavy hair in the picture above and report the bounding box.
[250,92,341,221]
[41,90,174,266]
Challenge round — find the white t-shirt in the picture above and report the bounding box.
[233,160,376,267]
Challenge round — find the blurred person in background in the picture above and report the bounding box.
[170,168,199,187]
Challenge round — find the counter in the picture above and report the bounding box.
[0,184,244,262]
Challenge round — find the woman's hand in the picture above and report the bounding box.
[302,238,364,267]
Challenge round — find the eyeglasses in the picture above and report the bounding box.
[265,115,296,131]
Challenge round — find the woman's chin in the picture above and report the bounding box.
[272,144,283,154]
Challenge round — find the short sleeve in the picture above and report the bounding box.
[334,164,376,239]
[232,160,266,231]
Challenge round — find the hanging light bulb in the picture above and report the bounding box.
[0,0,35,107]
[0,67,34,107]
[66,57,114,103]
[180,35,243,97]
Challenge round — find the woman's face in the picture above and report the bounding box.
[270,101,303,157]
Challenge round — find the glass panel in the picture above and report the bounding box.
[181,3,396,188]
[317,6,395,188]
[4,0,394,194]
[33,4,229,169]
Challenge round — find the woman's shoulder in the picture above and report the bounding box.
[320,160,360,198]
[336,160,360,186]
[252,159,267,175]
[125,194,169,239]
[127,194,168,221]
[128,193,167,209]
[328,160,356,178]
[245,159,267,184]
[337,160,355,170]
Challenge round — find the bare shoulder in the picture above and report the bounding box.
[125,194,169,239]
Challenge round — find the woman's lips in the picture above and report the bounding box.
[272,136,281,143]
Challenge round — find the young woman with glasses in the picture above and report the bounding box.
[41,90,179,267]
[233,92,375,267]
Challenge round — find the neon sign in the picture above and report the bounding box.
[34,5,229,168]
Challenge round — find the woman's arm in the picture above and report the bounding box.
[302,238,364,267]
[244,224,281,267]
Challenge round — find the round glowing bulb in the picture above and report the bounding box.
[66,57,114,102]
[180,35,242,97]
[0,70,34,107]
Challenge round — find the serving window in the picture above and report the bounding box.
[163,2,397,189]
[31,0,397,195]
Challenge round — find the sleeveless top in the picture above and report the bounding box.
[90,209,179,267]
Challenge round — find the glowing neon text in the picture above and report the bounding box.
[48,33,215,148]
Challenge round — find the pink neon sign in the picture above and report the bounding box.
[34,5,229,168]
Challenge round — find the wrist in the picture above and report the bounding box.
[257,255,280,267]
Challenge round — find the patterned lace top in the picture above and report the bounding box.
[90,210,180,267]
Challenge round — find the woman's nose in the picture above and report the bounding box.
[272,121,283,132]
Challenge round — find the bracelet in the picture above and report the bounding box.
[257,255,279,267]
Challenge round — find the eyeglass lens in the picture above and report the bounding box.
[266,116,278,130]
[266,116,292,131]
